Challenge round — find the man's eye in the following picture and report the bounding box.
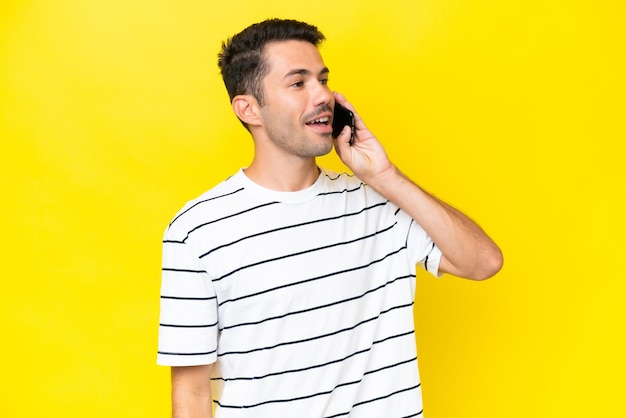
[320,78,329,85]
[291,81,304,88]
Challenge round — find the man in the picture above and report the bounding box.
[158,18,503,418]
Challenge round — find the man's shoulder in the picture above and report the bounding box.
[165,171,245,235]
[320,168,383,199]
[320,168,363,190]
[193,171,246,204]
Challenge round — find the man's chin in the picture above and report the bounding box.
[315,141,334,157]
[302,134,333,158]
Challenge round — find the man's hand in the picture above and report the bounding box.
[332,92,394,184]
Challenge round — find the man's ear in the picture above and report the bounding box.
[232,95,262,127]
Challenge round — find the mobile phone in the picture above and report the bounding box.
[332,102,355,145]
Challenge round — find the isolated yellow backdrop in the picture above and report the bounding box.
[1,0,624,417]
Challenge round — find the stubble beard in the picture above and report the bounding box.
[266,122,333,159]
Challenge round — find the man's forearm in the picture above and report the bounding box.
[171,365,214,418]
[172,391,213,418]
[367,166,503,280]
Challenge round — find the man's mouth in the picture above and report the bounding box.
[305,116,330,126]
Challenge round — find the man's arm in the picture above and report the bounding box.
[171,364,214,418]
[362,167,502,280]
[333,93,503,280]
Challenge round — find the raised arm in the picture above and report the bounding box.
[171,364,214,418]
[333,93,503,280]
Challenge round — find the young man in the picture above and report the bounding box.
[158,19,502,418]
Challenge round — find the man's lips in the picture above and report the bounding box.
[306,116,330,125]
[305,113,333,133]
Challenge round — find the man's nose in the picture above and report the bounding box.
[312,82,333,107]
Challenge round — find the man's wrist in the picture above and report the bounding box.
[364,165,410,198]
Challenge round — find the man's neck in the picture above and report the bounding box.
[244,157,320,192]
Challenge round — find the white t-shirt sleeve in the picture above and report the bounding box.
[157,227,219,366]
[397,208,443,278]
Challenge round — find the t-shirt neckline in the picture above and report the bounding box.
[236,168,327,204]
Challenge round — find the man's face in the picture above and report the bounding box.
[256,40,335,159]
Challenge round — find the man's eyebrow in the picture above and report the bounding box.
[284,67,330,78]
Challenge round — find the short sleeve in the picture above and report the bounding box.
[400,210,443,278]
[418,242,443,278]
[157,227,219,366]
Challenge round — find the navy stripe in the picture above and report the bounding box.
[351,384,422,410]
[218,243,407,307]
[323,171,352,181]
[161,295,216,301]
[324,384,422,418]
[219,274,414,331]
[181,201,281,243]
[161,267,205,274]
[163,239,185,244]
[158,349,217,356]
[316,182,364,197]
[424,242,436,271]
[200,201,388,258]
[169,187,245,228]
[212,330,415,382]
[160,321,218,328]
[218,302,413,357]
[364,356,417,377]
[214,221,398,283]
[214,358,419,410]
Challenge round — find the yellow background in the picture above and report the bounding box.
[1,0,624,417]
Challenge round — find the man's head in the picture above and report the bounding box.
[218,19,335,159]
[218,19,326,108]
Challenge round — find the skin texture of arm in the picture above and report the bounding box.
[171,364,214,418]
[333,92,503,280]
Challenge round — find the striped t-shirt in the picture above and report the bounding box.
[158,168,442,417]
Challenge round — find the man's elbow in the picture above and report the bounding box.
[440,246,504,281]
[471,247,504,281]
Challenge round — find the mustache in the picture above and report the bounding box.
[303,104,333,122]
